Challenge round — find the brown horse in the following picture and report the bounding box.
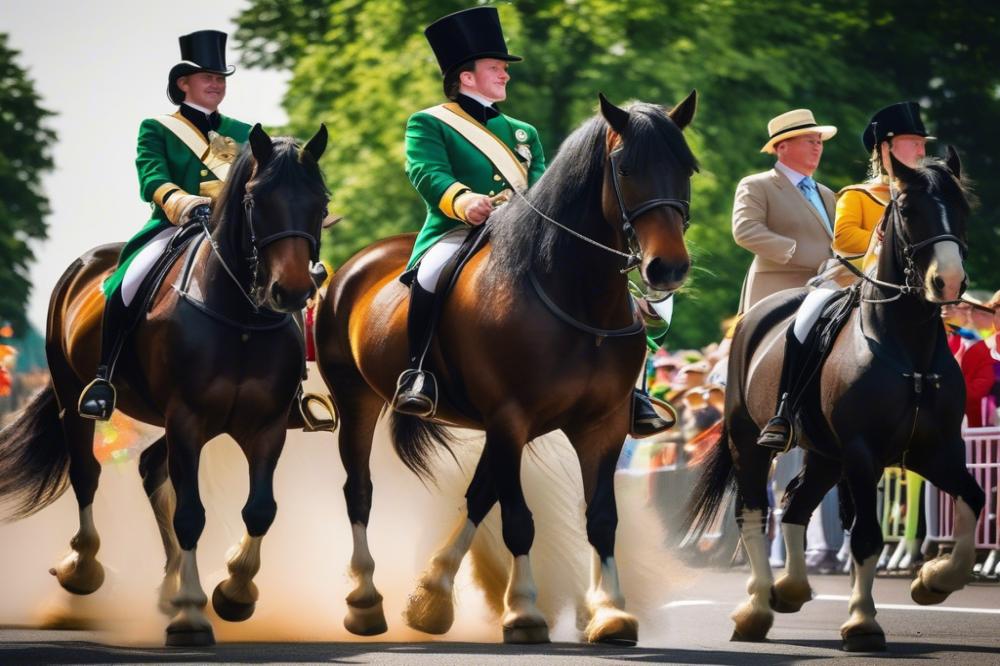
[683,149,982,651]
[315,93,698,644]
[0,125,328,646]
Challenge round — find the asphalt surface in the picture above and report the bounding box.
[1,570,998,664]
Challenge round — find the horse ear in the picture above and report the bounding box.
[945,144,962,180]
[249,123,273,165]
[598,93,630,135]
[303,124,328,163]
[668,89,697,130]
[889,151,919,186]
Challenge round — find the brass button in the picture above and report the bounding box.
[488,190,495,196]
[200,169,208,177]
[493,174,501,181]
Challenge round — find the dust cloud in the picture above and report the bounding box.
[0,388,690,646]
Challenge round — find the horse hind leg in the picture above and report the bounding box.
[48,406,105,596]
[729,424,776,642]
[771,453,841,614]
[405,452,493,634]
[138,437,181,615]
[335,376,388,636]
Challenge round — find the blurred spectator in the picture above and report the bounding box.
[943,302,996,427]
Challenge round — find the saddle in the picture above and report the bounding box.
[399,223,491,295]
[787,284,861,414]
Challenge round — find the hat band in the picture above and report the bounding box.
[768,122,819,141]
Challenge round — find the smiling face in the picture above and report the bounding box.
[177,71,227,111]
[459,58,510,102]
[775,132,824,175]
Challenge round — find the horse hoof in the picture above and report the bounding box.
[50,558,105,596]
[212,583,256,622]
[165,626,215,647]
[585,607,638,646]
[910,576,950,606]
[730,604,772,642]
[503,623,550,644]
[404,584,454,634]
[769,579,811,614]
[842,630,886,652]
[344,601,388,636]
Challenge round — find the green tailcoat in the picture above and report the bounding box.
[404,104,545,269]
[103,113,252,296]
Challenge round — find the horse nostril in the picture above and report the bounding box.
[931,275,945,293]
[645,258,690,287]
[271,282,284,307]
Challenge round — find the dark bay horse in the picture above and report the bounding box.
[315,93,698,644]
[684,149,983,651]
[0,125,329,646]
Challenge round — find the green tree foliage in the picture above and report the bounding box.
[236,0,1000,348]
[0,33,55,335]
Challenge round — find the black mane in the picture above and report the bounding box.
[488,102,698,281]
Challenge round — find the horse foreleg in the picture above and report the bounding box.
[484,422,548,644]
[772,454,841,614]
[840,443,885,652]
[336,383,387,636]
[406,450,493,634]
[212,426,285,623]
[566,422,637,646]
[139,437,181,615]
[49,411,104,595]
[909,442,985,605]
[163,416,213,647]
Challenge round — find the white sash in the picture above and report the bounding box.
[422,103,528,193]
[154,114,233,182]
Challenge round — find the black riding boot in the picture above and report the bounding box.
[78,290,130,421]
[392,283,439,417]
[756,331,805,451]
[630,389,674,438]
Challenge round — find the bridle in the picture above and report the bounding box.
[838,191,967,305]
[199,183,324,314]
[513,133,692,276]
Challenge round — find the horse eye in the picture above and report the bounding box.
[617,167,629,177]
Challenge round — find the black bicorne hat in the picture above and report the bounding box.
[424,7,521,76]
[862,101,933,152]
[167,30,236,105]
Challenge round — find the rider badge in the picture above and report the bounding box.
[516,143,532,163]
[514,128,529,142]
[207,131,239,164]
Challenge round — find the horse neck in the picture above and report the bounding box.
[200,206,256,313]
[863,222,942,370]
[539,207,634,327]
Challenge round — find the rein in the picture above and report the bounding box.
[527,271,644,341]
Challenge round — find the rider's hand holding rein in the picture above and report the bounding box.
[455,191,494,225]
[163,191,212,225]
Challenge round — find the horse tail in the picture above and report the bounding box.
[389,412,456,479]
[678,420,734,543]
[0,382,70,519]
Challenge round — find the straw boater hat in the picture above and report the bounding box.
[760,109,837,154]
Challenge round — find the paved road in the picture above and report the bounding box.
[2,570,998,664]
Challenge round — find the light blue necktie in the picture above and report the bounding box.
[797,176,832,233]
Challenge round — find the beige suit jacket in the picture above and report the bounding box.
[732,167,835,311]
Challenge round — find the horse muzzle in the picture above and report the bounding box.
[642,256,690,294]
[925,241,966,303]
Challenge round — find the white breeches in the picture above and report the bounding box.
[792,288,837,343]
[121,227,176,307]
[416,228,471,293]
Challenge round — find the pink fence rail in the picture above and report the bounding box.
[924,426,1000,550]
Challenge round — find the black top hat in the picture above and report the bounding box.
[424,7,521,76]
[167,30,236,105]
[862,101,933,152]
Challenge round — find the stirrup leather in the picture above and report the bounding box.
[392,369,439,418]
[299,390,338,432]
[77,377,117,421]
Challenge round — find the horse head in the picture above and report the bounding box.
[598,92,699,294]
[886,146,969,304]
[239,123,329,312]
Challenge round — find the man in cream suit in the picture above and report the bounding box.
[733,109,838,312]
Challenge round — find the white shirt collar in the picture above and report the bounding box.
[459,90,498,108]
[774,160,808,186]
[182,101,216,116]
